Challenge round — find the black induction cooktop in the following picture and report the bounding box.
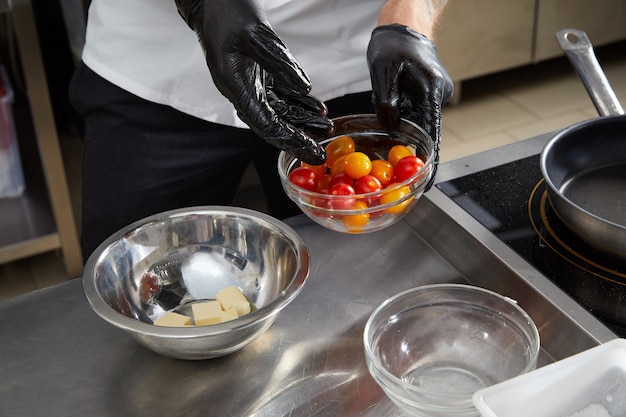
[437,155,626,336]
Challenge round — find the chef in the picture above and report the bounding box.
[69,0,453,258]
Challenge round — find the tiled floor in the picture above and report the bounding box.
[1,41,625,300]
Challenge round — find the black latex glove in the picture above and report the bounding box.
[175,0,331,165]
[367,24,454,190]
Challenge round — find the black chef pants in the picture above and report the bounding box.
[69,62,374,260]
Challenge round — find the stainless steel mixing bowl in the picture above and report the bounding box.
[82,206,310,360]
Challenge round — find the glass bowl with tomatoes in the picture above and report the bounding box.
[278,114,434,233]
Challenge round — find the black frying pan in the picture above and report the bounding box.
[540,29,626,260]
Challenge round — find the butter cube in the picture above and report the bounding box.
[192,301,224,326]
[154,311,191,327]
[219,308,239,323]
[216,286,251,316]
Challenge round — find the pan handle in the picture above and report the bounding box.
[555,28,625,117]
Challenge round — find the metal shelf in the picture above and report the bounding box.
[0,0,82,277]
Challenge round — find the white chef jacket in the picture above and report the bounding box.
[81,0,383,129]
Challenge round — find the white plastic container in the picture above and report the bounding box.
[472,338,626,417]
[0,65,25,198]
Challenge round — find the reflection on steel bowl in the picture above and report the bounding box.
[82,206,310,360]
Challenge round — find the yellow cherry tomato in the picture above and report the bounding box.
[379,184,413,213]
[341,200,370,232]
[343,152,372,179]
[300,161,327,179]
[325,135,355,166]
[330,155,347,176]
[387,145,414,167]
[370,159,395,188]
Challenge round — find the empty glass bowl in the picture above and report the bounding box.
[363,284,540,417]
[278,114,434,234]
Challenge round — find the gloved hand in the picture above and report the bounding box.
[367,24,454,190]
[175,0,331,165]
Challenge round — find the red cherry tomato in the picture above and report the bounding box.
[325,135,355,166]
[329,182,356,210]
[289,166,318,191]
[309,189,332,218]
[368,205,385,219]
[329,182,355,195]
[317,173,332,191]
[354,174,382,194]
[329,173,354,188]
[394,156,425,182]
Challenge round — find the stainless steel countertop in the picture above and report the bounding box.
[0,133,617,417]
